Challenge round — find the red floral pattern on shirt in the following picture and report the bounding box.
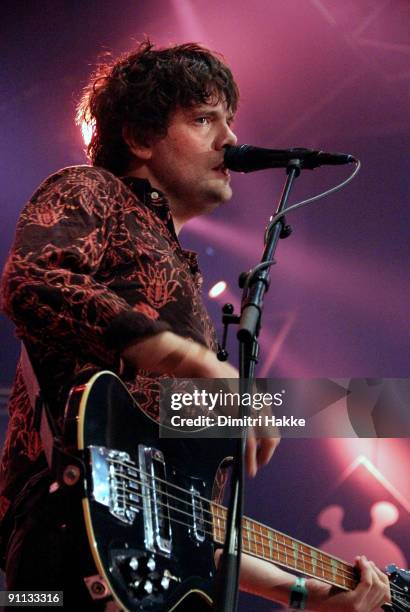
[0,166,218,517]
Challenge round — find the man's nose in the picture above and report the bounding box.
[217,124,237,149]
[225,125,237,147]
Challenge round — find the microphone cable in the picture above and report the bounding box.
[264,159,361,244]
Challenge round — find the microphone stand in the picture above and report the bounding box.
[214,160,301,611]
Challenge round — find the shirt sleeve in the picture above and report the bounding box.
[1,168,170,363]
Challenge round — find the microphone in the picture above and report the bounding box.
[224,144,357,172]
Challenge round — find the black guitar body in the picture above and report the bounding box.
[62,371,410,612]
[63,371,233,611]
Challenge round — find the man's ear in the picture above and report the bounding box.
[122,126,152,161]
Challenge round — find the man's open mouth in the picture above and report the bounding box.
[213,163,229,175]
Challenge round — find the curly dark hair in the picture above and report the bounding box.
[76,40,239,175]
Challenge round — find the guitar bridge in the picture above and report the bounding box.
[138,445,172,556]
[88,446,140,525]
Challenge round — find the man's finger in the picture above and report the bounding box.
[352,556,374,604]
[256,437,279,468]
[372,563,391,604]
[246,434,257,477]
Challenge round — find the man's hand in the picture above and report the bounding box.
[235,553,390,611]
[308,555,391,611]
[121,331,238,378]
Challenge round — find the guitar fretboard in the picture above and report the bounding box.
[211,503,357,590]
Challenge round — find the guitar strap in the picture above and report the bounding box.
[20,342,61,473]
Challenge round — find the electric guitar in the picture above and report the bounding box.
[60,370,409,611]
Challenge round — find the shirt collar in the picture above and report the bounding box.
[120,176,200,276]
[120,176,168,208]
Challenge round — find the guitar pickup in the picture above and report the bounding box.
[190,486,206,543]
[138,445,172,556]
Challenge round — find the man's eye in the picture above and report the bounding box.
[195,116,210,125]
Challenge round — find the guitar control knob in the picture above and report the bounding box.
[143,579,153,595]
[129,557,139,571]
[147,557,156,572]
[160,576,170,591]
[132,577,141,589]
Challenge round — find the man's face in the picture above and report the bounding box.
[145,100,237,219]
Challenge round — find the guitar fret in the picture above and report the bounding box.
[293,540,300,571]
[278,532,291,567]
[217,509,223,543]
[267,528,274,560]
[259,525,266,559]
[253,523,259,556]
[211,503,357,592]
[251,521,258,555]
[319,551,326,578]
[214,504,223,544]
[248,519,256,555]
[298,543,313,575]
[272,530,280,563]
[331,558,338,582]
[255,523,263,558]
[243,518,251,553]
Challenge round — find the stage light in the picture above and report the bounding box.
[209,281,227,298]
[334,454,410,513]
[81,120,94,146]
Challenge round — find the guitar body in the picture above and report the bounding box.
[63,370,233,611]
[61,370,410,612]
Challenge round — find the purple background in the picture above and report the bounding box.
[1,1,409,608]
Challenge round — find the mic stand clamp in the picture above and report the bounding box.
[217,304,240,361]
[279,216,293,239]
[214,160,301,612]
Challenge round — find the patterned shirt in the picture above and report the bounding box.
[0,165,218,520]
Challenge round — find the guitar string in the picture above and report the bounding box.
[112,474,356,585]
[103,459,405,598]
[387,588,409,608]
[390,601,409,612]
[110,456,222,508]
[108,458,397,585]
[112,488,405,603]
[113,488,355,588]
[114,480,356,583]
[110,456,355,569]
[104,493,366,599]
[384,598,407,612]
[107,461,356,581]
[115,484,410,602]
[109,460,407,600]
[109,457,356,580]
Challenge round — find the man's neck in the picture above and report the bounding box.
[126,167,189,236]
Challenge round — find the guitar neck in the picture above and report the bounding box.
[211,503,357,591]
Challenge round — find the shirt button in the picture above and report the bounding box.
[151,191,159,200]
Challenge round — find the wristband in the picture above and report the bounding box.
[289,576,308,610]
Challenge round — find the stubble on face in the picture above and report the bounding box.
[145,103,235,222]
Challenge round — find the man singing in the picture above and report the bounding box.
[0,41,390,610]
